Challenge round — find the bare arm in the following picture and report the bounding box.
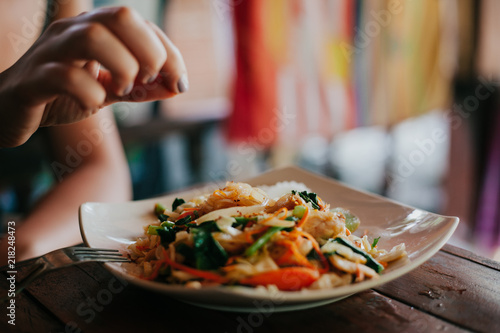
[0,0,133,262]
[11,109,132,260]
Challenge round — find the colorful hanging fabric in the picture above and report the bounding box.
[228,0,454,144]
[228,0,279,146]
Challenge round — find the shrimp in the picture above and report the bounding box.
[300,210,345,243]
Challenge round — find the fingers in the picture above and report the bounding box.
[43,7,173,96]
[148,22,189,94]
[85,7,167,84]
[101,24,189,104]
[52,21,140,96]
[27,62,106,110]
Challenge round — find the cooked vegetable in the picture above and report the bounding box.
[239,267,320,291]
[284,216,299,222]
[233,216,257,227]
[292,205,306,218]
[244,226,284,257]
[371,236,381,248]
[292,190,320,209]
[191,221,228,270]
[175,214,193,226]
[331,237,384,273]
[154,203,167,216]
[161,221,175,228]
[197,206,264,224]
[175,242,195,263]
[162,249,227,283]
[157,225,176,245]
[158,214,169,222]
[147,225,163,235]
[172,198,186,211]
[296,205,310,228]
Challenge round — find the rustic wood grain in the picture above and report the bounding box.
[374,248,500,333]
[35,280,466,333]
[0,273,64,333]
[20,262,465,333]
[441,244,500,271]
[21,264,113,333]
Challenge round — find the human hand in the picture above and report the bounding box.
[0,6,188,147]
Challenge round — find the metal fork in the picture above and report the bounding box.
[1,246,129,301]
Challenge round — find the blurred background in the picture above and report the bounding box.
[102,0,500,260]
[2,0,499,260]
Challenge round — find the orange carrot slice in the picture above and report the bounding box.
[296,205,309,228]
[239,267,320,291]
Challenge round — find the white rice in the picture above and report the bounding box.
[258,181,311,200]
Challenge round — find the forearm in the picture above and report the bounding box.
[1,145,131,263]
[0,96,132,265]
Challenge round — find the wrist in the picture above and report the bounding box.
[0,71,37,148]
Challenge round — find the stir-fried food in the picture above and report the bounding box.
[128,182,407,291]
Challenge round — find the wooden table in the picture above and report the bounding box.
[1,244,498,333]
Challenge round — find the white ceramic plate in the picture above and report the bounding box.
[79,166,459,312]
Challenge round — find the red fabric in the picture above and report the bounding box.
[228,0,278,146]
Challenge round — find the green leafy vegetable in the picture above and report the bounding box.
[172,198,186,211]
[157,225,176,245]
[191,221,228,270]
[371,236,381,248]
[175,242,195,263]
[175,215,192,226]
[158,214,169,222]
[292,190,320,209]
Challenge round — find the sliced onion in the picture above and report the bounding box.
[196,205,265,224]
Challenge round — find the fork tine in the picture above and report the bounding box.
[80,256,130,262]
[77,253,127,259]
[75,251,125,257]
[70,247,130,262]
[73,248,129,261]
[73,248,121,253]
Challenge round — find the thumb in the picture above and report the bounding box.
[84,60,100,78]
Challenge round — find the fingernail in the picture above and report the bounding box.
[146,74,158,84]
[122,83,133,96]
[177,74,189,93]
